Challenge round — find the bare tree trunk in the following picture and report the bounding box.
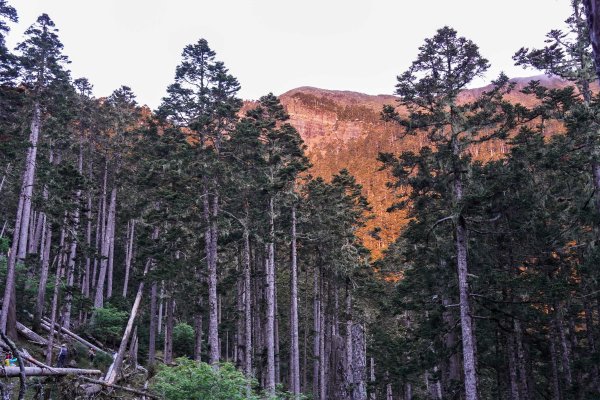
[584,300,600,392]
[1,103,41,337]
[83,159,93,298]
[204,187,220,366]
[513,320,529,400]
[30,210,44,255]
[275,284,281,385]
[62,145,83,331]
[194,311,203,362]
[34,223,52,332]
[313,266,321,400]
[94,187,116,309]
[243,221,252,377]
[369,358,376,400]
[507,332,520,400]
[92,197,102,290]
[122,219,135,297]
[46,225,66,365]
[290,206,300,396]
[158,282,164,335]
[105,259,150,385]
[106,214,115,299]
[453,160,479,399]
[265,197,276,394]
[16,104,42,261]
[148,282,157,367]
[163,295,174,364]
[549,330,562,400]
[351,323,367,400]
[556,310,573,390]
[319,282,326,400]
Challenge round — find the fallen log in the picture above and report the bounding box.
[0,367,102,377]
[38,320,109,355]
[79,376,158,399]
[16,322,48,346]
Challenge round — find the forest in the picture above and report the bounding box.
[2,0,600,399]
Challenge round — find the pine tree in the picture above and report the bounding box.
[1,13,70,337]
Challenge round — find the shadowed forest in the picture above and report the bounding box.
[2,0,600,399]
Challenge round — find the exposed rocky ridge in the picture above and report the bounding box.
[271,76,571,257]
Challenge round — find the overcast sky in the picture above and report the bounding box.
[6,0,571,109]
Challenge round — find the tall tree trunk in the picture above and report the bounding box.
[92,197,102,290]
[507,333,520,400]
[163,295,174,364]
[106,214,115,299]
[16,104,42,262]
[290,205,300,396]
[94,187,116,309]
[105,259,150,385]
[46,224,66,365]
[62,145,83,331]
[555,305,573,388]
[351,323,367,400]
[513,320,529,400]
[313,265,321,400]
[453,150,479,399]
[584,300,600,392]
[1,103,41,337]
[83,159,93,298]
[265,196,276,394]
[34,222,51,332]
[148,281,157,367]
[243,220,252,378]
[549,329,562,400]
[204,186,220,365]
[122,219,135,297]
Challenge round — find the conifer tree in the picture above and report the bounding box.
[1,13,70,337]
[380,26,519,400]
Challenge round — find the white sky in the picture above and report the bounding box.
[6,0,571,109]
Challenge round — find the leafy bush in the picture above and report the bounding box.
[173,323,195,358]
[89,306,128,346]
[153,359,260,400]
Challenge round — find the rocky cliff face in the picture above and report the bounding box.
[275,76,570,258]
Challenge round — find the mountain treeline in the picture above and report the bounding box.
[2,0,600,399]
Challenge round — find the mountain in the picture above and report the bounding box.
[276,75,570,258]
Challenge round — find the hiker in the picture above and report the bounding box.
[56,344,68,368]
[88,347,95,363]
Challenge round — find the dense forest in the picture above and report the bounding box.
[2,0,600,399]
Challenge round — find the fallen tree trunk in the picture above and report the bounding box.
[0,367,102,377]
[79,376,158,399]
[39,319,109,355]
[16,322,47,346]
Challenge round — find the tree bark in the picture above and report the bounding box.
[106,213,115,299]
[453,153,479,399]
[34,222,52,332]
[313,265,321,400]
[350,323,367,400]
[94,187,116,309]
[163,295,174,364]
[290,205,300,396]
[204,186,220,365]
[148,281,157,367]
[122,219,135,297]
[62,145,83,330]
[243,222,252,378]
[46,225,66,365]
[265,196,276,394]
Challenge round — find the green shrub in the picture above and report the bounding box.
[89,306,128,346]
[153,359,260,400]
[173,323,194,358]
